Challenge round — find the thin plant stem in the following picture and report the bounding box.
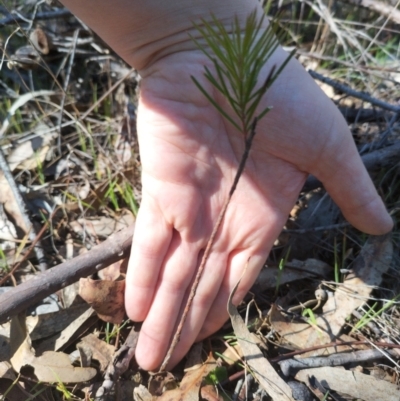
[0,147,48,271]
[57,28,79,153]
[160,118,259,371]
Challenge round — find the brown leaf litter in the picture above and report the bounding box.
[270,234,393,354]
[9,313,96,383]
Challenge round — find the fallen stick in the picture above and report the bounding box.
[0,225,134,324]
[0,8,72,27]
[309,69,400,113]
[94,322,141,400]
[0,147,47,271]
[279,348,398,377]
[221,340,400,386]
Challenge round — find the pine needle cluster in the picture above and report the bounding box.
[191,11,294,136]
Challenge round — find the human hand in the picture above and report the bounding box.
[58,0,392,371]
[125,46,393,370]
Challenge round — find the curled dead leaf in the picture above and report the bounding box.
[98,257,128,281]
[156,354,218,401]
[78,334,115,371]
[30,28,52,55]
[79,277,126,324]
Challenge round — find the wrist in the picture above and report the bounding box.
[60,0,264,71]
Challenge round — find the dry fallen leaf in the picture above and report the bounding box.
[156,354,218,401]
[70,211,135,238]
[200,384,224,401]
[79,277,126,324]
[0,206,17,255]
[228,277,294,401]
[134,384,155,401]
[7,122,56,171]
[0,361,34,401]
[0,303,92,345]
[0,174,30,233]
[0,361,16,381]
[295,366,400,401]
[9,313,96,383]
[271,234,392,353]
[78,333,115,371]
[98,257,129,281]
[253,258,332,290]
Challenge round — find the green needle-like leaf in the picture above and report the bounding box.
[191,10,293,136]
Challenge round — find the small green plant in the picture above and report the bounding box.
[275,246,291,295]
[104,171,120,210]
[77,126,87,153]
[34,151,46,185]
[302,307,323,338]
[104,319,130,344]
[55,380,74,400]
[191,11,294,136]
[117,181,139,216]
[62,191,94,211]
[205,366,228,386]
[352,294,400,332]
[0,247,9,272]
[334,236,340,283]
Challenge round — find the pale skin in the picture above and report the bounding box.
[60,0,393,371]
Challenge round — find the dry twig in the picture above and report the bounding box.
[279,348,399,377]
[0,225,134,324]
[95,323,141,400]
[57,28,79,152]
[0,8,71,27]
[159,118,259,371]
[0,147,47,271]
[309,69,400,113]
[222,340,400,385]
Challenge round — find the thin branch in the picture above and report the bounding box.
[159,118,259,371]
[0,8,72,27]
[0,210,54,286]
[0,225,134,324]
[0,147,47,271]
[95,322,141,400]
[308,69,400,113]
[57,28,79,153]
[221,340,400,385]
[299,50,400,74]
[279,348,399,377]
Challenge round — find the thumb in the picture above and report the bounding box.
[313,123,393,235]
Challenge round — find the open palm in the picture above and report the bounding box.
[125,47,392,370]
